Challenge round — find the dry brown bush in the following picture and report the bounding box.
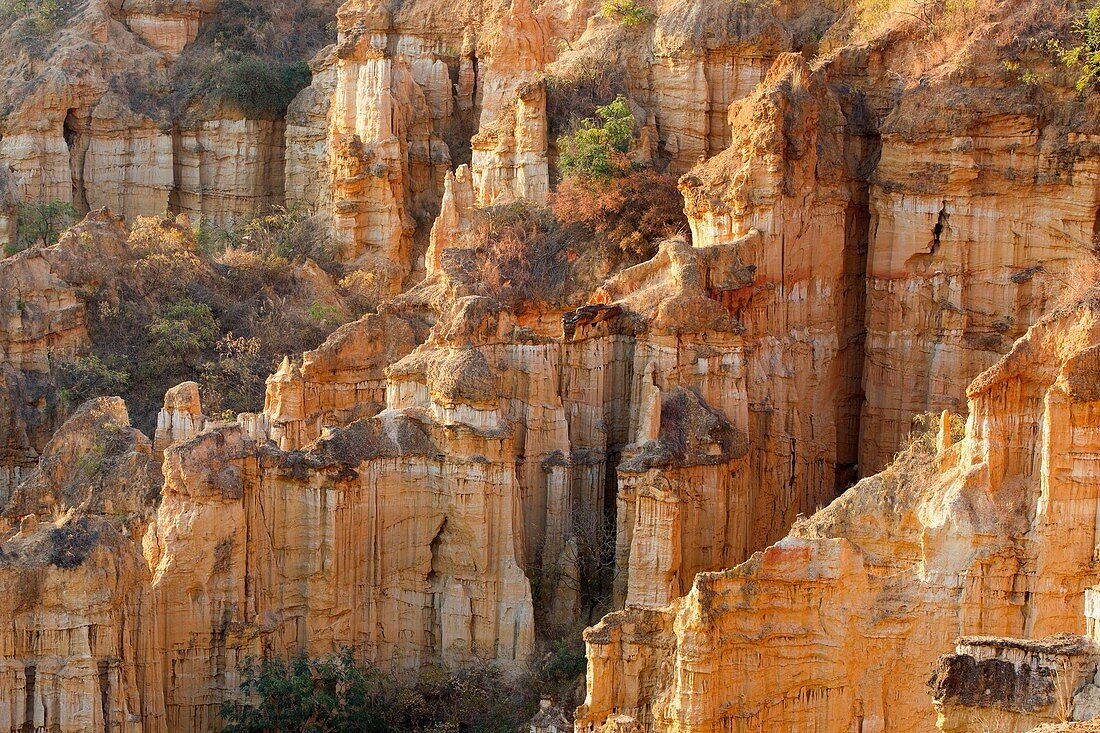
[552,168,687,260]
[469,203,572,307]
[544,62,630,137]
[1055,251,1100,311]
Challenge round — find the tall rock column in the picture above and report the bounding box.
[327,27,443,289]
[680,53,870,550]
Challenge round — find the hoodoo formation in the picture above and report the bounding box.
[0,0,1099,731]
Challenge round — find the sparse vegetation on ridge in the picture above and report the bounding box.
[852,0,979,40]
[221,649,573,733]
[1055,1,1100,91]
[164,0,337,120]
[0,0,78,54]
[600,0,653,27]
[58,211,361,430]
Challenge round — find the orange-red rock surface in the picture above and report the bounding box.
[0,1,1098,732]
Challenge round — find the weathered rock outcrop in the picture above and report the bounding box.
[577,294,1100,732]
[679,51,870,545]
[121,0,212,58]
[0,397,163,733]
[3,1,1100,732]
[932,635,1100,732]
[172,119,288,228]
[0,210,133,499]
[153,382,207,460]
[262,312,421,451]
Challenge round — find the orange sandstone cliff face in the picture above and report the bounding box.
[859,51,1100,475]
[0,397,164,733]
[576,296,1100,732]
[1,0,1100,731]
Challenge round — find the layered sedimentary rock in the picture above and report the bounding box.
[121,0,211,58]
[0,0,314,234]
[549,0,840,172]
[0,398,163,733]
[3,2,1100,732]
[0,3,173,219]
[172,119,289,227]
[578,295,1100,732]
[859,62,1100,473]
[153,382,207,460]
[285,64,338,211]
[679,52,869,544]
[470,80,549,207]
[0,163,19,252]
[0,516,162,733]
[325,25,440,284]
[931,635,1100,732]
[147,401,536,730]
[262,311,421,450]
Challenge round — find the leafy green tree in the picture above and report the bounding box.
[1059,3,1100,91]
[9,200,78,254]
[145,299,220,373]
[53,354,130,410]
[556,96,637,178]
[600,0,653,26]
[221,651,392,733]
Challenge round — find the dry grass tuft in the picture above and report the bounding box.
[1055,251,1100,311]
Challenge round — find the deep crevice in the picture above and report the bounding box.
[21,665,35,733]
[838,94,881,492]
[98,660,110,732]
[63,109,90,214]
[1091,205,1100,253]
[931,203,950,254]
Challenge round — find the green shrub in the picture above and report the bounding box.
[1059,3,1100,91]
[73,213,353,433]
[537,639,587,684]
[53,354,130,410]
[212,56,312,118]
[162,0,335,119]
[557,96,636,178]
[222,652,535,733]
[9,200,78,255]
[145,299,220,373]
[175,53,312,119]
[222,651,391,733]
[600,0,653,26]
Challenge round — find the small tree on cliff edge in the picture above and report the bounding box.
[557,96,636,178]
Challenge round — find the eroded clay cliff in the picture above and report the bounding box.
[0,0,1097,731]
